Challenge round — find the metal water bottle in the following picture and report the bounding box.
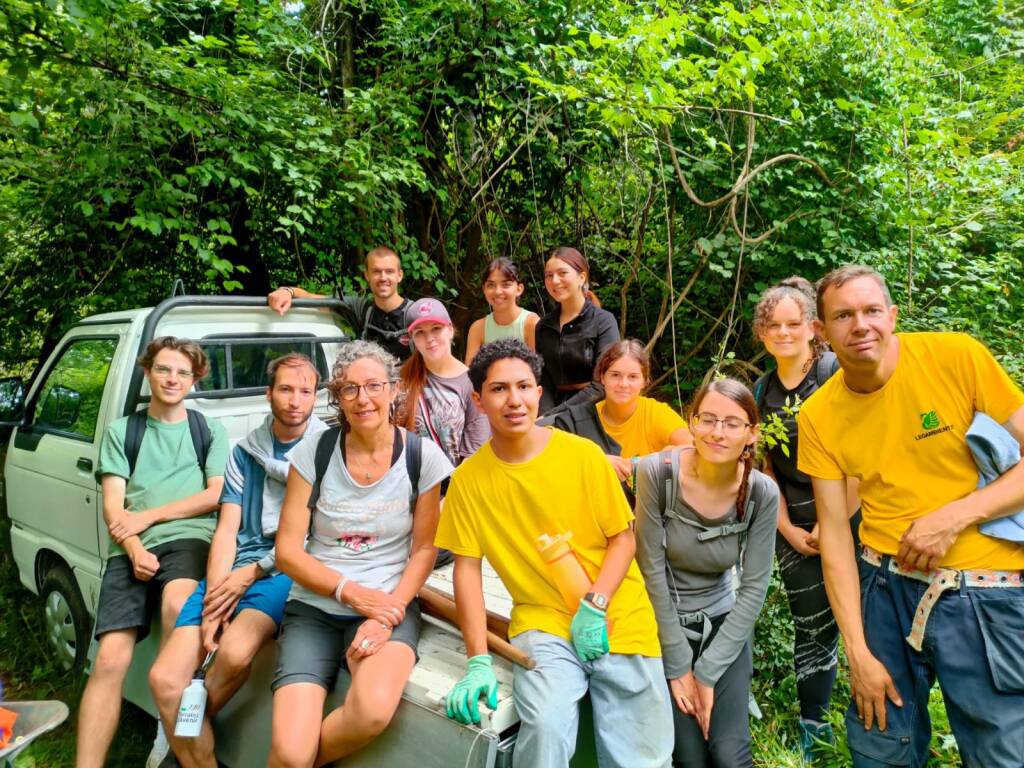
[174,651,214,738]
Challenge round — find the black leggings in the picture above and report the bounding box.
[775,508,862,722]
[671,614,753,768]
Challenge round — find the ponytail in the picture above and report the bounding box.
[397,351,428,431]
[585,289,601,307]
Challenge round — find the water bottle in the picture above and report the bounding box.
[536,532,593,610]
[174,651,214,739]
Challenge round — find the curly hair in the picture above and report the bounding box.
[467,339,543,394]
[325,340,400,426]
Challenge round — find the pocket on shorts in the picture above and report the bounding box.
[845,711,914,767]
[970,591,1024,693]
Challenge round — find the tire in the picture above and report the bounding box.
[41,565,91,672]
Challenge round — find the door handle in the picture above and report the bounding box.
[77,457,93,472]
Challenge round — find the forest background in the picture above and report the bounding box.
[0,0,1021,765]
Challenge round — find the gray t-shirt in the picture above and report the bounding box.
[287,428,454,615]
[415,371,490,466]
[635,448,778,685]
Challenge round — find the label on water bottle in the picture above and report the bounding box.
[174,679,208,738]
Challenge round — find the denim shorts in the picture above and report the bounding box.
[175,572,293,629]
[848,554,1024,768]
[272,599,421,692]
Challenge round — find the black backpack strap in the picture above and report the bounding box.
[124,410,148,477]
[308,426,342,512]
[657,449,673,520]
[816,351,840,384]
[185,409,212,482]
[752,371,771,412]
[405,429,422,512]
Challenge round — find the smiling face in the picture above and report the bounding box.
[759,296,815,364]
[689,390,756,464]
[145,348,196,407]
[472,357,541,440]
[364,253,403,301]
[543,257,585,304]
[483,269,524,311]
[817,276,898,371]
[267,363,317,430]
[601,355,646,407]
[337,357,395,434]
[410,321,454,364]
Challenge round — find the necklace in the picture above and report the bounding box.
[347,436,394,484]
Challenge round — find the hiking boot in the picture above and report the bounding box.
[798,719,834,763]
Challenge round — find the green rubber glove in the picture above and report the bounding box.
[445,654,499,725]
[570,599,609,661]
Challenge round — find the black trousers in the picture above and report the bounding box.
[671,614,753,768]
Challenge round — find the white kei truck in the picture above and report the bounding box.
[0,295,598,767]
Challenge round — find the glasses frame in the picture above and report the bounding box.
[150,364,197,380]
[690,412,752,436]
[337,380,391,402]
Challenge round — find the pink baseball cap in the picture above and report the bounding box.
[406,298,452,332]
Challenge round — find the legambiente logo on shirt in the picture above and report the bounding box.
[915,410,952,441]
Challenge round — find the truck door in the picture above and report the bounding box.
[5,332,122,611]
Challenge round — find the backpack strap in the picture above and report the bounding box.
[185,409,212,483]
[124,410,148,477]
[657,449,673,521]
[405,429,422,512]
[816,351,840,384]
[752,371,771,412]
[308,426,342,512]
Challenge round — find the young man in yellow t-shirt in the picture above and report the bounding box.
[436,339,672,768]
[797,265,1024,768]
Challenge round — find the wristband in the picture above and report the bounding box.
[631,456,639,488]
[334,576,349,604]
[283,286,296,297]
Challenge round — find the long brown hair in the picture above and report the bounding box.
[688,377,759,521]
[548,246,601,307]
[398,350,428,430]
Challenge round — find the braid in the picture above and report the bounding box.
[736,447,754,522]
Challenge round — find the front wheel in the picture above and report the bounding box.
[41,565,91,672]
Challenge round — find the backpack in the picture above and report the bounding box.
[752,351,840,412]
[655,448,764,575]
[306,426,422,513]
[124,408,212,482]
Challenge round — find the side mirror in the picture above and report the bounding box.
[37,385,82,431]
[0,377,25,426]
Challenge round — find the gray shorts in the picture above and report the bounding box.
[272,599,421,692]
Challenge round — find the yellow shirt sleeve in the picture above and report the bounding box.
[796,401,845,480]
[585,444,635,537]
[433,469,483,558]
[963,335,1024,423]
[650,399,687,447]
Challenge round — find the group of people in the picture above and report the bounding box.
[74,246,1024,768]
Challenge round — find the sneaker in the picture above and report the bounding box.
[798,719,835,763]
[145,720,170,768]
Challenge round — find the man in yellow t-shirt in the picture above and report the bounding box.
[798,265,1024,768]
[436,339,672,768]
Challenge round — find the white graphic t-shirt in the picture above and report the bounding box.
[287,428,453,616]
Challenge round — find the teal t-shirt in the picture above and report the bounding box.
[98,412,229,556]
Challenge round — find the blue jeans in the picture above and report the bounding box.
[849,555,1024,767]
[509,630,673,768]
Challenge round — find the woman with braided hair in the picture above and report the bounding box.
[635,378,779,767]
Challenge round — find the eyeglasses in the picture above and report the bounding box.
[151,365,196,380]
[337,381,390,401]
[691,412,751,436]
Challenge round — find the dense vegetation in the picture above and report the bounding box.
[1,1,1020,765]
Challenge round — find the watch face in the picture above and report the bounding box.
[588,592,608,610]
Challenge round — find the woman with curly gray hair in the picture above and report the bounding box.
[269,340,453,768]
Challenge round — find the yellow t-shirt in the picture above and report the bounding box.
[597,396,687,459]
[798,332,1024,570]
[435,429,662,657]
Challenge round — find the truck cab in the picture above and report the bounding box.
[0,296,533,767]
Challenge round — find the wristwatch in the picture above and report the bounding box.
[584,592,609,611]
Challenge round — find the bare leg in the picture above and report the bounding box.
[160,578,198,646]
[149,625,205,767]
[315,642,415,766]
[268,682,327,768]
[75,629,137,768]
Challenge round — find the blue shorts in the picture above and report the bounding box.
[175,571,293,629]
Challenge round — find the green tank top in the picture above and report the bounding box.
[483,309,535,343]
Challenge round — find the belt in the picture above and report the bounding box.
[860,545,1023,651]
